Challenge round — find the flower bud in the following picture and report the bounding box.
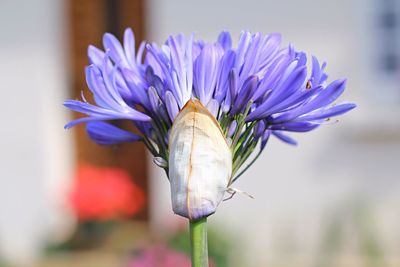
[168,99,232,220]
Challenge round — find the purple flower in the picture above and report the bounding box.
[65,28,355,182]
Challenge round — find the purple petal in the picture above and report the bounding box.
[266,85,324,116]
[268,86,325,123]
[310,55,321,84]
[193,44,222,105]
[214,50,236,103]
[86,121,141,145]
[294,79,347,117]
[221,88,232,113]
[238,33,262,85]
[217,31,232,50]
[253,120,266,139]
[272,131,298,145]
[64,99,150,122]
[85,66,110,108]
[235,31,252,69]
[88,45,106,67]
[148,86,170,124]
[256,33,282,69]
[148,86,162,114]
[101,56,130,106]
[245,63,307,121]
[206,98,220,118]
[114,70,133,99]
[165,91,180,122]
[123,28,137,69]
[64,116,111,129]
[296,103,356,122]
[145,43,170,82]
[315,79,347,107]
[148,71,165,100]
[136,41,146,65]
[86,64,132,112]
[121,68,150,107]
[167,36,186,95]
[228,69,238,104]
[230,75,259,115]
[268,63,307,104]
[252,53,292,102]
[64,100,123,117]
[295,52,307,67]
[103,33,128,67]
[166,34,194,106]
[271,121,320,132]
[261,129,271,150]
[227,120,237,137]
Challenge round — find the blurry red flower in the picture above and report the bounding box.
[70,163,145,221]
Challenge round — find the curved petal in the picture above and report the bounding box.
[123,28,137,69]
[217,31,232,50]
[271,121,320,132]
[103,33,129,67]
[296,102,356,122]
[193,44,222,105]
[64,99,150,123]
[86,121,141,145]
[272,131,298,145]
[165,91,180,122]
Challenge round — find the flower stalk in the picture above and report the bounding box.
[189,218,209,267]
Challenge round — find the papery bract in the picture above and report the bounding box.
[169,100,232,220]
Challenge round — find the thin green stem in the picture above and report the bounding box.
[189,218,209,267]
[231,145,263,184]
[143,136,158,156]
[231,101,254,150]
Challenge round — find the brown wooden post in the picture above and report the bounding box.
[67,0,149,220]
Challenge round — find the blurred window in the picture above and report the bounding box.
[377,0,400,74]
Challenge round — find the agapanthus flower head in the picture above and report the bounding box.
[65,28,355,220]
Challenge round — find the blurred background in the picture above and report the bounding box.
[1,0,400,266]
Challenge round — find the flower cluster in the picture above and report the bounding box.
[65,29,355,219]
[65,28,354,179]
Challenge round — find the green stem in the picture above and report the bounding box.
[189,218,209,267]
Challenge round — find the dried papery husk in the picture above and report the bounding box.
[169,99,232,220]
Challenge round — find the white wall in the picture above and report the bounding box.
[0,0,74,265]
[147,0,400,266]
